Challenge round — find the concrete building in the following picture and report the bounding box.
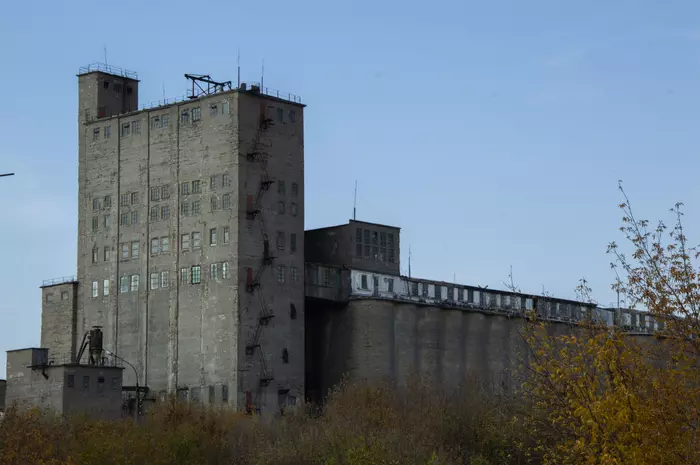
[39,63,305,414]
[4,347,123,420]
[0,379,6,416]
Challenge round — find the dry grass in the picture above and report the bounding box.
[0,377,532,465]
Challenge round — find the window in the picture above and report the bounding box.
[190,200,200,215]
[121,213,129,226]
[151,116,161,129]
[181,109,189,123]
[97,376,105,393]
[434,286,441,299]
[161,236,169,253]
[388,233,395,263]
[131,211,139,225]
[210,263,218,280]
[180,182,190,195]
[120,276,129,293]
[468,289,474,303]
[150,206,158,222]
[192,232,201,249]
[373,276,379,291]
[150,187,160,201]
[83,376,90,390]
[114,83,122,93]
[103,279,109,296]
[162,114,169,128]
[290,303,297,319]
[276,231,285,250]
[131,241,140,259]
[192,180,201,194]
[93,127,100,141]
[191,265,201,284]
[222,100,229,115]
[223,227,230,244]
[150,273,159,290]
[161,185,170,199]
[289,110,297,123]
[277,265,285,283]
[282,348,289,364]
[104,246,110,261]
[222,174,231,187]
[291,267,298,282]
[121,122,130,137]
[411,282,419,296]
[161,205,170,220]
[104,125,111,138]
[192,107,201,121]
[92,197,101,211]
[181,233,190,250]
[278,201,285,215]
[131,192,138,205]
[151,237,160,255]
[104,195,111,209]
[92,281,98,298]
[180,267,189,284]
[222,193,231,209]
[120,194,129,206]
[457,288,464,301]
[130,275,139,292]
[161,271,169,288]
[92,216,98,232]
[210,175,219,190]
[111,377,119,390]
[92,246,98,263]
[447,287,454,300]
[104,214,111,229]
[276,107,284,122]
[290,233,297,252]
[121,243,129,260]
[290,203,298,216]
[132,120,141,135]
[210,104,218,117]
[323,268,330,286]
[211,196,220,211]
[388,278,394,293]
[210,228,217,246]
[222,262,230,279]
[45,293,54,303]
[291,182,298,197]
[103,81,110,89]
[278,180,286,195]
[361,274,368,289]
[180,202,189,216]
[67,374,75,388]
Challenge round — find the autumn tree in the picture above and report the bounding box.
[521,182,700,465]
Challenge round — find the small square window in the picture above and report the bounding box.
[210,228,217,246]
[222,193,231,209]
[131,211,139,225]
[61,291,69,301]
[222,262,230,279]
[210,263,218,280]
[276,231,285,250]
[210,175,219,190]
[192,232,201,249]
[121,122,130,137]
[121,243,129,260]
[161,185,170,199]
[290,233,297,253]
[192,107,201,122]
[103,279,110,296]
[104,214,111,229]
[67,374,75,387]
[276,107,284,122]
[222,174,231,187]
[278,201,285,215]
[180,202,189,216]
[161,271,169,288]
[222,100,229,115]
[131,274,139,292]
[289,110,297,123]
[150,273,159,290]
[120,276,129,293]
[211,196,220,211]
[151,237,160,255]
[191,200,201,215]
[180,267,189,284]
[103,81,109,89]
[161,236,170,253]
[290,203,298,216]
[120,194,129,206]
[277,265,285,283]
[223,227,230,244]
[151,116,161,129]
[162,114,170,128]
[291,182,298,197]
[191,265,201,284]
[92,216,98,232]
[131,241,140,259]
[291,267,298,282]
[92,281,99,298]
[181,234,190,250]
[278,180,286,195]
[93,127,100,141]
[150,187,160,201]
[131,192,139,205]
[192,180,201,194]
[161,205,170,220]
[180,182,190,196]
[83,375,90,389]
[210,104,218,117]
[132,120,141,135]
[181,110,189,123]
[150,206,159,222]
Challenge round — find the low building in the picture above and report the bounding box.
[4,345,123,420]
[0,379,6,417]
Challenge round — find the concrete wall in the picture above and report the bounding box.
[62,365,123,420]
[5,349,64,414]
[77,69,305,412]
[0,379,6,412]
[41,281,78,363]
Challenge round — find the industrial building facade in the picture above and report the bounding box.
[41,64,306,413]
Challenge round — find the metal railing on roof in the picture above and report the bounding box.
[250,82,302,104]
[78,63,138,80]
[42,276,76,286]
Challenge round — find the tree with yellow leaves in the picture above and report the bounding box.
[522,182,700,465]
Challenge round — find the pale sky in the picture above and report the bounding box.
[2,0,700,377]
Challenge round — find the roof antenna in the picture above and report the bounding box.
[237,49,241,88]
[104,45,108,65]
[261,58,265,91]
[353,180,357,220]
[408,245,412,278]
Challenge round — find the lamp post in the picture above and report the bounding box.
[104,349,140,420]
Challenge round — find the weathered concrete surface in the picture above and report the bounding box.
[0,379,6,412]
[41,282,78,363]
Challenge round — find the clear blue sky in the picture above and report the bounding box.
[2,0,699,377]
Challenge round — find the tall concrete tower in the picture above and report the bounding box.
[45,63,305,412]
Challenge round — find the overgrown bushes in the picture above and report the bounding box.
[0,377,530,465]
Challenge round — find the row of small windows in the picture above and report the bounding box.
[180,175,231,196]
[44,291,70,303]
[277,201,299,216]
[66,373,120,392]
[93,195,111,211]
[102,80,133,95]
[276,231,298,252]
[275,265,299,283]
[355,228,396,264]
[179,262,231,285]
[277,180,299,197]
[268,105,298,124]
[180,194,232,216]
